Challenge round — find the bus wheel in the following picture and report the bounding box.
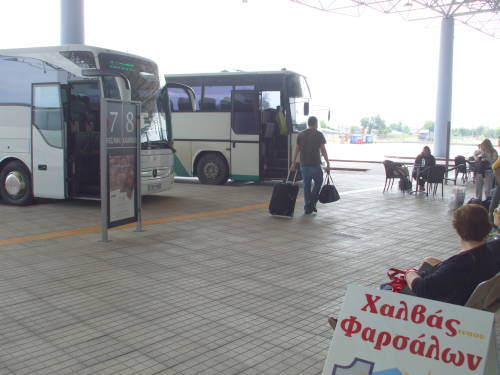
[197,154,228,185]
[0,161,33,205]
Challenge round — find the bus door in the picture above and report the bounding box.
[66,81,101,198]
[261,90,288,179]
[31,83,66,199]
[230,90,260,181]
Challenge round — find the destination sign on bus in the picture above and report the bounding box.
[106,60,135,72]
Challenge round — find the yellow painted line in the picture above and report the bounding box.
[0,227,101,247]
[0,187,379,247]
[0,202,269,247]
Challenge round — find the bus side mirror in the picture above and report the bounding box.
[304,102,309,116]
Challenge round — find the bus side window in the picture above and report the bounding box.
[203,85,232,112]
[168,87,194,112]
[261,91,280,110]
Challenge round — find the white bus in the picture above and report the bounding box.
[0,45,175,205]
[165,70,311,184]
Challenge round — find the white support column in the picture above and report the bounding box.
[61,0,85,45]
[433,16,454,158]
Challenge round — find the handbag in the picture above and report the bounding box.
[386,268,418,293]
[319,174,340,203]
[386,268,407,293]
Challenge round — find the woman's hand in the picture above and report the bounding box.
[405,269,420,291]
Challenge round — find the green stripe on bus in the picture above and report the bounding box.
[230,174,260,181]
[174,155,191,177]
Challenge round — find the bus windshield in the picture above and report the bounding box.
[288,75,311,132]
[98,53,169,148]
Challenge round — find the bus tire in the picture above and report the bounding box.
[197,153,229,185]
[0,161,33,205]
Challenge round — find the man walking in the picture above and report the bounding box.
[290,116,330,214]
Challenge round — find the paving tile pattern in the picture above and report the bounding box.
[0,171,498,374]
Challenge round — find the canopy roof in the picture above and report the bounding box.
[290,0,500,38]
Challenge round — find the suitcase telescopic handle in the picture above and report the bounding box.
[286,171,298,184]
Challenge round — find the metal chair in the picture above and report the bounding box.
[465,273,500,312]
[383,160,403,192]
[425,165,447,197]
[446,155,468,185]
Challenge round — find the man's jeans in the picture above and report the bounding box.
[301,165,323,211]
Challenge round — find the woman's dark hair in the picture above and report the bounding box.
[423,146,431,153]
[452,204,491,241]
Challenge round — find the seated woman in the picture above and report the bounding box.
[328,204,498,330]
[405,204,498,305]
[412,146,436,191]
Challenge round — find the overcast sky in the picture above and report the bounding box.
[1,0,499,130]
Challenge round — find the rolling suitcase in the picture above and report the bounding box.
[269,172,299,217]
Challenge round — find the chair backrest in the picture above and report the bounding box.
[219,99,231,111]
[427,165,447,183]
[465,273,500,312]
[177,97,192,111]
[201,97,217,111]
[454,155,467,173]
[383,160,397,178]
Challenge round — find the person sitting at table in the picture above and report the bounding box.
[412,146,436,191]
[405,204,498,305]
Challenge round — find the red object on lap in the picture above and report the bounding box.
[387,268,408,293]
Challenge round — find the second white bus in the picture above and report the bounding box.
[165,70,312,184]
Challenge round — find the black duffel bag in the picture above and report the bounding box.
[319,174,340,204]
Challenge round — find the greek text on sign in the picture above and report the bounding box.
[322,285,496,375]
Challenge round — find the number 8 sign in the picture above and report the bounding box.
[126,111,135,132]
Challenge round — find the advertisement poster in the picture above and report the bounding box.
[109,153,135,223]
[103,100,139,228]
[322,285,496,375]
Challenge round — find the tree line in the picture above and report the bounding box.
[349,115,415,135]
[451,126,500,138]
[342,115,500,137]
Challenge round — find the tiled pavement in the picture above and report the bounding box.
[0,169,498,374]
